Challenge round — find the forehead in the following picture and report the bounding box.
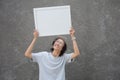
[56,39,64,43]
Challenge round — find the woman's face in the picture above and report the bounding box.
[53,39,64,51]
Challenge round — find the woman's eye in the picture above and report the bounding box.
[60,42,62,44]
[56,41,59,43]
[56,40,63,45]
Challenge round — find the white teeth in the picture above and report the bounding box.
[55,44,59,47]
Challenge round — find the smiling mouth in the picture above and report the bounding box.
[55,44,59,47]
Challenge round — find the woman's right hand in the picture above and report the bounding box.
[33,29,39,39]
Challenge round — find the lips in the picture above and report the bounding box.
[55,44,59,47]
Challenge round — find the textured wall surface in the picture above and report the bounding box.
[0,0,120,80]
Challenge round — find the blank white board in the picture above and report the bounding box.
[33,5,72,37]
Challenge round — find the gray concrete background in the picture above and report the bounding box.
[0,0,120,80]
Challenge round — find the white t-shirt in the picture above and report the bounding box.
[32,51,73,80]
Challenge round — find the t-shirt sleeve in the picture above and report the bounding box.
[31,52,43,63]
[64,53,74,63]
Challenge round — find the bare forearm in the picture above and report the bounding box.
[72,39,80,55]
[24,38,37,58]
[71,36,80,58]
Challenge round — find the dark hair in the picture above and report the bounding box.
[50,37,67,57]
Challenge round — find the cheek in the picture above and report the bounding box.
[60,44,64,49]
[52,42,58,48]
[60,44,64,48]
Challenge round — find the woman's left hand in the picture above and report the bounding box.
[69,27,75,37]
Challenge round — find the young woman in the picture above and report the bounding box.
[24,27,80,80]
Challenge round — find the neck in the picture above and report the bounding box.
[52,50,61,57]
